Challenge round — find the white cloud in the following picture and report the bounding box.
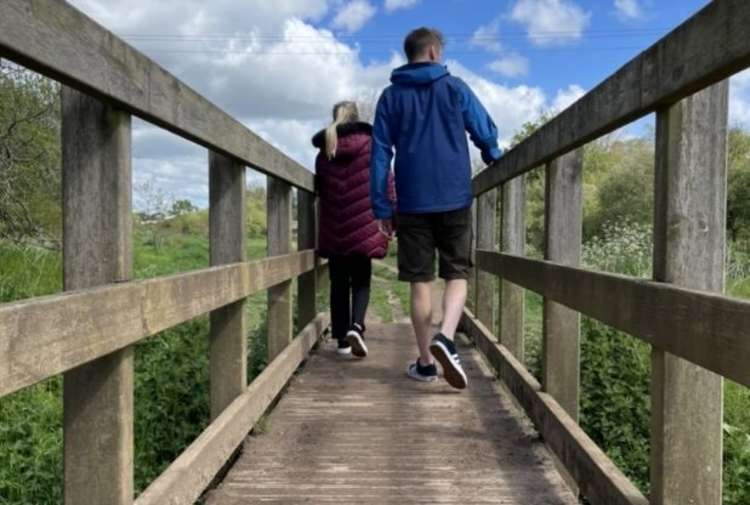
[552,84,585,112]
[730,69,750,129]
[488,54,530,78]
[384,0,420,12]
[614,0,643,20]
[332,0,377,33]
[510,0,591,46]
[471,19,502,53]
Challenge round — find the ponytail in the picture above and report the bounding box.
[325,101,359,160]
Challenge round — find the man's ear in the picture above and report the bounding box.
[428,45,440,62]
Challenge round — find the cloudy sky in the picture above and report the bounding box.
[66,0,748,208]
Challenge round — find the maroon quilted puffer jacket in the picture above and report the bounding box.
[312,122,394,259]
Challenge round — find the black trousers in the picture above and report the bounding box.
[329,255,372,341]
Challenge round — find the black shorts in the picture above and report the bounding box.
[396,208,473,283]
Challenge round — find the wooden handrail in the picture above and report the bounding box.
[0,0,314,192]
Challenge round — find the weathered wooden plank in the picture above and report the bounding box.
[543,150,583,421]
[650,82,728,505]
[475,190,497,329]
[472,0,750,195]
[134,313,330,505]
[267,179,293,360]
[61,87,133,505]
[499,179,525,361]
[297,190,317,329]
[475,250,750,387]
[0,251,316,398]
[0,0,314,191]
[462,309,649,505]
[209,152,247,420]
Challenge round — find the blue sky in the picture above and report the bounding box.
[68,0,747,208]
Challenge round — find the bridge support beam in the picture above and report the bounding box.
[267,178,293,360]
[475,189,497,329]
[61,87,133,505]
[651,81,728,505]
[297,190,317,328]
[209,152,247,420]
[499,177,525,361]
[543,149,583,421]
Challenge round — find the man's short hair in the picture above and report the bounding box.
[404,28,444,62]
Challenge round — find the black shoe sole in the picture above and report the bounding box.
[345,332,368,358]
[429,340,468,390]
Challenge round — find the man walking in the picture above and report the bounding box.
[370,27,502,389]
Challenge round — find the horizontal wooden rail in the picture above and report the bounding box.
[0,251,316,397]
[0,0,314,192]
[461,309,648,505]
[476,250,750,387]
[472,0,750,194]
[135,312,329,505]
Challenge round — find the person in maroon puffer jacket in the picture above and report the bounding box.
[312,101,395,358]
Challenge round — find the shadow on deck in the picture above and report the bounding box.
[205,323,578,505]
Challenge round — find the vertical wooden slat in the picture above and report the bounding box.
[475,189,497,329]
[499,177,525,361]
[651,81,728,505]
[267,177,293,361]
[543,149,583,420]
[209,152,247,420]
[61,87,133,505]
[297,189,317,329]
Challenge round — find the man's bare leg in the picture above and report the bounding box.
[439,278,468,339]
[410,281,434,365]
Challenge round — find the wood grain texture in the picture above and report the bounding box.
[209,152,247,420]
[475,250,750,388]
[61,87,133,505]
[499,179,525,361]
[0,251,316,397]
[475,189,497,329]
[543,150,583,421]
[650,81,729,505]
[297,190,317,329]
[267,179,293,360]
[472,0,750,195]
[206,322,577,505]
[462,310,649,505]
[0,0,314,191]
[135,314,330,505]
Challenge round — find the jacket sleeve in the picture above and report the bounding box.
[456,78,503,164]
[370,91,396,219]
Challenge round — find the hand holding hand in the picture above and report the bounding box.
[378,219,395,239]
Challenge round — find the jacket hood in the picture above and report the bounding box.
[311,121,372,157]
[390,62,449,86]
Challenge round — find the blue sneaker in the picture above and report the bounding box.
[429,333,468,389]
[407,358,438,382]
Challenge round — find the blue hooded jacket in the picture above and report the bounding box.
[370,62,502,218]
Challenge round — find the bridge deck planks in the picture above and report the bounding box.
[206,323,577,505]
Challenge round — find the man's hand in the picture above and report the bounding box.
[378,219,395,239]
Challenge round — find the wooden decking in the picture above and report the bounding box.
[205,323,578,505]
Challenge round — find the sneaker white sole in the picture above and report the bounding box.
[406,367,438,382]
[430,340,468,389]
[336,346,352,355]
[345,331,368,358]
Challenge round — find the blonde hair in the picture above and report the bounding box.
[325,101,359,160]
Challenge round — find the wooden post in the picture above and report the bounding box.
[475,189,497,329]
[297,189,317,329]
[499,177,525,361]
[650,82,728,505]
[543,149,583,420]
[209,152,247,420]
[267,178,293,360]
[61,87,133,505]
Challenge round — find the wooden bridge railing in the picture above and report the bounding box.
[465,1,750,505]
[0,2,329,505]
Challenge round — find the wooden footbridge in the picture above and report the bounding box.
[1,1,749,504]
